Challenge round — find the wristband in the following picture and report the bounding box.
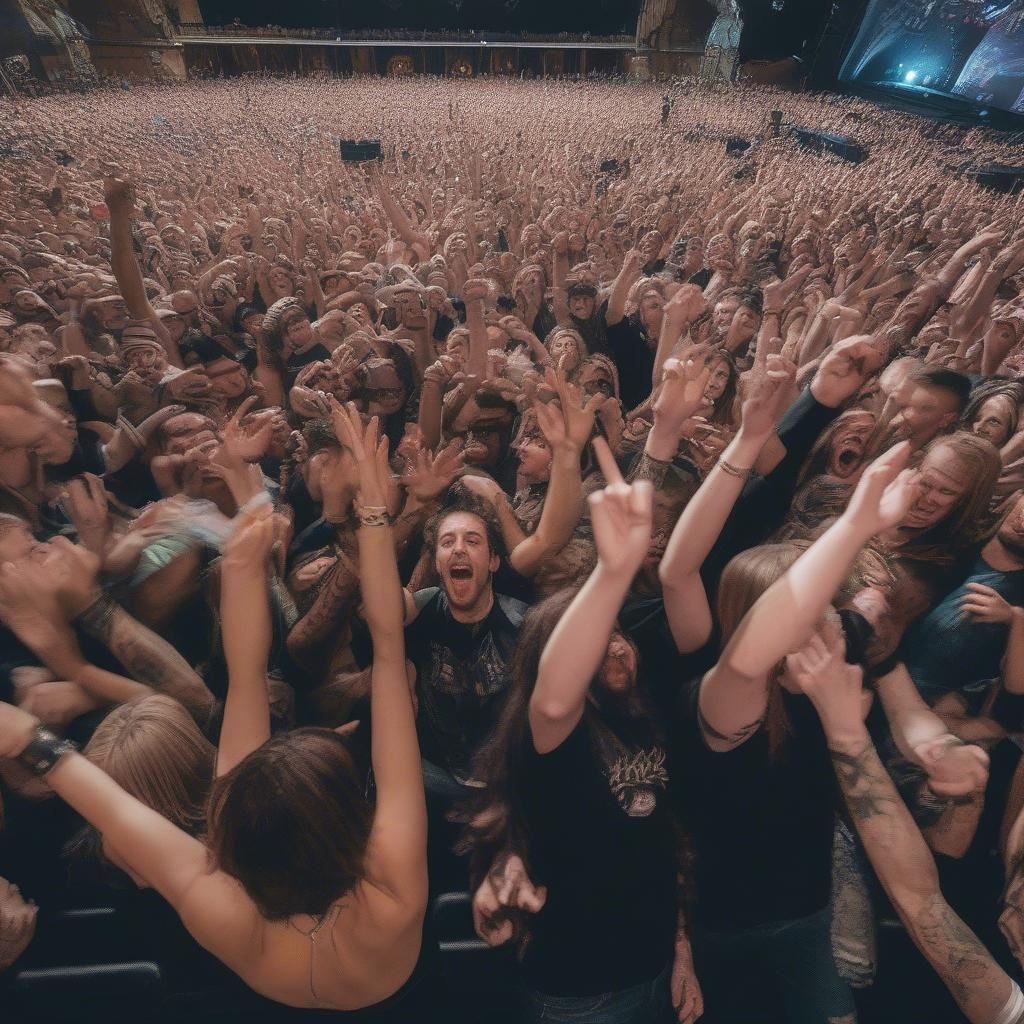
[17,726,77,777]
[717,458,752,480]
[356,506,390,528]
[115,414,145,449]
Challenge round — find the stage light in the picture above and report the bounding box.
[905,70,918,82]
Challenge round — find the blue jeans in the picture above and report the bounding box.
[692,907,856,1024]
[525,964,672,1024]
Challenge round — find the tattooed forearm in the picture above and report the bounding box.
[286,555,359,672]
[629,451,670,489]
[74,594,214,715]
[697,704,763,746]
[392,496,431,556]
[830,731,1013,1023]
[830,742,899,829]
[910,893,1008,1020]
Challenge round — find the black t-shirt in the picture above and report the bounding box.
[405,588,526,781]
[520,717,678,996]
[606,312,655,411]
[671,679,837,930]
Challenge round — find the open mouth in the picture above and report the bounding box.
[834,444,863,475]
[448,565,474,582]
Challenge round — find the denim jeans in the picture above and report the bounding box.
[525,963,672,1024]
[692,907,856,1024]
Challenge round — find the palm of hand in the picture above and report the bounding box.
[591,484,652,574]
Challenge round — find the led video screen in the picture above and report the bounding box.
[840,1,1024,113]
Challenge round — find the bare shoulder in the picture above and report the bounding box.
[176,868,267,972]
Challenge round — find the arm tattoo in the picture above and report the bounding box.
[697,703,764,746]
[286,550,359,667]
[830,744,900,829]
[74,594,212,712]
[629,451,670,489]
[911,893,1000,1013]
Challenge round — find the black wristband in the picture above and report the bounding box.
[16,727,77,777]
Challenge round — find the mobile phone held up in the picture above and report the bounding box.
[339,140,383,163]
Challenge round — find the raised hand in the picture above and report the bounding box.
[402,441,465,502]
[842,441,916,537]
[739,339,795,438]
[785,618,866,741]
[535,367,600,452]
[653,346,712,437]
[589,437,653,578]
[330,399,390,510]
[58,474,110,555]
[810,334,886,409]
[663,283,705,324]
[104,404,186,473]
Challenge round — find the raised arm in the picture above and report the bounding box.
[103,177,182,368]
[658,347,791,655]
[606,249,643,327]
[508,374,598,577]
[0,702,260,979]
[332,402,426,899]
[216,511,275,777]
[368,162,429,258]
[529,439,652,754]
[790,632,1017,1024]
[700,442,916,750]
[462,278,491,381]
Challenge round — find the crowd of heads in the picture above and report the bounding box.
[0,70,1024,1021]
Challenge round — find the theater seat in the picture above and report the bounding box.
[10,961,163,1021]
[431,891,519,1021]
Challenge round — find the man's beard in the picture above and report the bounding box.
[998,529,1024,561]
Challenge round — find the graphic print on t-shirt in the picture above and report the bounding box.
[605,746,668,817]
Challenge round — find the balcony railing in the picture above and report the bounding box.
[176,24,635,46]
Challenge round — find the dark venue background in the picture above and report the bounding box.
[840,0,1024,113]
[197,0,641,34]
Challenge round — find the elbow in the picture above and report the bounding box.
[529,691,573,727]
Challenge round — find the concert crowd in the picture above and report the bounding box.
[1,72,1024,1024]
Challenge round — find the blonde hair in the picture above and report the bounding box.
[84,695,214,838]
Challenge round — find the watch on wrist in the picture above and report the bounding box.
[17,726,77,777]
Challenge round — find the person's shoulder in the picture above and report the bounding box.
[494,592,529,626]
[412,587,442,613]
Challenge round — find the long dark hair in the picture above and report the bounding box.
[455,588,662,952]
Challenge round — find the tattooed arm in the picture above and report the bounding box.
[73,596,214,721]
[789,628,1016,1024]
[285,537,360,678]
